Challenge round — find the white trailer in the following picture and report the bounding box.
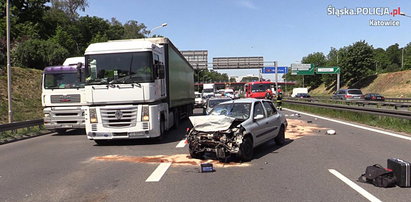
[83,38,194,144]
[41,57,85,134]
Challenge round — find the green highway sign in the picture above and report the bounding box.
[316,67,340,74]
[291,64,315,75]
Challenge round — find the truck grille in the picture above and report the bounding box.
[51,94,81,103]
[100,107,138,128]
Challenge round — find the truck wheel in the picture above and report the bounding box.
[173,110,180,129]
[94,140,110,145]
[238,136,253,162]
[55,129,66,135]
[275,126,286,146]
[153,119,165,142]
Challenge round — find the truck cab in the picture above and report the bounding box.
[83,38,194,144]
[42,63,85,134]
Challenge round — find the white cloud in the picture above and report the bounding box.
[238,0,258,10]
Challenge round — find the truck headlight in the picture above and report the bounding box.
[89,108,98,123]
[141,106,149,121]
[44,113,50,117]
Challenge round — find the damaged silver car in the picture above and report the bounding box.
[187,98,287,162]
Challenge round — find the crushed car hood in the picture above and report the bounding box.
[189,115,236,132]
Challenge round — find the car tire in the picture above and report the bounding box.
[275,126,286,146]
[238,136,253,162]
[189,145,204,159]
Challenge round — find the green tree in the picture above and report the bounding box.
[123,20,148,39]
[339,41,374,86]
[13,39,69,69]
[51,0,88,20]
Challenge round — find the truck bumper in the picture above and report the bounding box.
[85,104,164,140]
[43,107,85,130]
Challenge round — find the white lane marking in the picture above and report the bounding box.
[176,138,187,148]
[329,169,382,202]
[285,108,411,141]
[145,162,172,182]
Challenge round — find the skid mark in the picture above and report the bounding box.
[93,154,250,167]
[286,119,328,140]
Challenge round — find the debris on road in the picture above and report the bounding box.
[326,130,336,135]
[93,154,250,168]
[200,163,214,172]
[286,119,327,140]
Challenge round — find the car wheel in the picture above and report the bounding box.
[189,144,204,159]
[238,136,253,162]
[94,140,110,145]
[275,126,286,146]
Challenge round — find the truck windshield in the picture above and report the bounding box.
[251,84,271,92]
[44,73,84,89]
[85,51,153,85]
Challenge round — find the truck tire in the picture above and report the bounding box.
[173,109,179,129]
[153,118,165,142]
[55,129,66,135]
[275,126,286,146]
[94,140,110,145]
[238,136,253,162]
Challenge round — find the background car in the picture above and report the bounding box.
[203,97,232,115]
[331,89,364,100]
[188,98,288,162]
[295,93,311,98]
[194,92,203,107]
[364,93,385,101]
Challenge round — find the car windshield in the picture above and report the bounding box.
[348,90,362,94]
[44,73,84,89]
[210,103,251,120]
[208,99,232,108]
[203,89,214,93]
[251,83,271,92]
[85,51,153,85]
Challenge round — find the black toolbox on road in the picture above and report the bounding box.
[387,158,411,187]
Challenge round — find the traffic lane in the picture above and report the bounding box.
[0,120,190,201]
[119,110,411,201]
[128,134,368,201]
[283,109,411,201]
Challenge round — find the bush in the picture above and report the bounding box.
[13,39,69,69]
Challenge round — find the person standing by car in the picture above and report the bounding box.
[276,92,283,110]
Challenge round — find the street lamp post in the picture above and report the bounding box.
[6,0,13,123]
[149,23,167,37]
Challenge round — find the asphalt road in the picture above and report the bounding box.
[1,108,411,201]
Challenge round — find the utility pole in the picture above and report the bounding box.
[6,0,13,123]
[274,61,278,91]
[402,48,404,70]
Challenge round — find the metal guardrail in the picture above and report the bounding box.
[284,100,411,120]
[0,119,44,133]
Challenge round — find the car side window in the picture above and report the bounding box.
[253,102,265,118]
[263,101,277,116]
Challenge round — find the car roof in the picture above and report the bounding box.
[208,97,232,100]
[219,98,268,104]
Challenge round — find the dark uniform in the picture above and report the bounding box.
[276,93,283,110]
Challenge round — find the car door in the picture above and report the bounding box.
[249,101,271,146]
[260,101,282,143]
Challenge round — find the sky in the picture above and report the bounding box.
[80,0,411,81]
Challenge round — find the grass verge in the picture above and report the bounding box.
[0,125,48,143]
[284,103,411,134]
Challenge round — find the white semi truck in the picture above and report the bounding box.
[202,83,215,98]
[41,57,85,134]
[83,38,194,144]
